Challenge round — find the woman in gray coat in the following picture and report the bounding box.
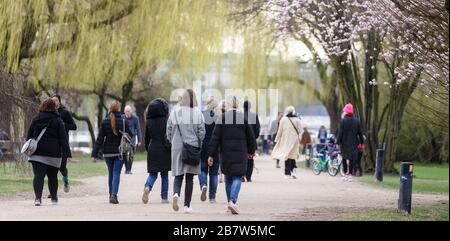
[167,89,205,213]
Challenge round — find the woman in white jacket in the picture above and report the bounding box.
[271,106,301,179]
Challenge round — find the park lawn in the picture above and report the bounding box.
[357,163,449,194]
[71,151,147,162]
[338,202,449,221]
[0,151,148,195]
[0,160,107,196]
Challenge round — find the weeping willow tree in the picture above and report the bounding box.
[228,15,318,122]
[1,0,230,149]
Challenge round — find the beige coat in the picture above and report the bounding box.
[271,116,301,160]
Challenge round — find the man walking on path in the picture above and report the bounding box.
[122,105,142,174]
[51,95,77,193]
[318,125,328,144]
[207,95,256,215]
[243,100,260,182]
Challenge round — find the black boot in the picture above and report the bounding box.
[110,195,119,204]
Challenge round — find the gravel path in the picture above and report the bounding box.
[0,155,447,220]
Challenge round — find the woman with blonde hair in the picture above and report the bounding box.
[271,106,301,179]
[167,89,206,213]
[92,100,132,204]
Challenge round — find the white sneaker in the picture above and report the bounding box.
[342,175,348,181]
[142,187,150,204]
[172,194,179,211]
[184,206,193,213]
[34,199,41,206]
[347,175,353,182]
[228,202,239,215]
[284,175,291,179]
[209,199,216,204]
[200,186,207,202]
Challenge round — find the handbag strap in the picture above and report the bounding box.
[174,109,201,147]
[287,117,300,136]
[36,119,53,142]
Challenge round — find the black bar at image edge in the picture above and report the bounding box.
[165,221,283,241]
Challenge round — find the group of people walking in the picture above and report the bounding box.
[25,88,364,214]
[26,96,76,206]
[267,103,365,182]
[139,91,258,214]
[25,89,259,215]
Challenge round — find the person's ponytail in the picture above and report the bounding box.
[108,101,121,136]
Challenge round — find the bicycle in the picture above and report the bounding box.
[327,151,345,176]
[312,152,329,175]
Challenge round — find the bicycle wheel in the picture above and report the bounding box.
[312,159,321,175]
[337,154,346,176]
[328,161,338,177]
[339,162,345,176]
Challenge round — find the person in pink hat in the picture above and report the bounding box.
[336,103,364,181]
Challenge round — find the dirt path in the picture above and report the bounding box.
[0,156,447,220]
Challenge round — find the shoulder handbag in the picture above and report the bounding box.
[287,117,302,143]
[119,118,132,158]
[21,120,52,157]
[175,110,201,166]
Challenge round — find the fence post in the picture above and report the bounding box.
[375,149,384,182]
[398,162,414,215]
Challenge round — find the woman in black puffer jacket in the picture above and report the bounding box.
[27,98,70,206]
[92,101,132,204]
[141,98,171,204]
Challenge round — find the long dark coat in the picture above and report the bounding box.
[337,115,364,161]
[145,99,171,173]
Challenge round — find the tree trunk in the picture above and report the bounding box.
[120,81,134,112]
[97,95,105,130]
[362,29,381,171]
[134,98,148,152]
[71,112,96,148]
[384,75,419,172]
[325,96,340,135]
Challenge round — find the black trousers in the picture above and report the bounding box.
[285,159,296,175]
[31,161,59,200]
[173,174,194,207]
[123,147,136,172]
[343,159,354,175]
[123,155,133,172]
[246,158,254,181]
[353,151,363,175]
[59,156,68,177]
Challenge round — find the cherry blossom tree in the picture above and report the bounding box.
[232,0,448,171]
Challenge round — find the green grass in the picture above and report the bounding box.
[0,151,148,196]
[71,151,147,162]
[338,202,449,221]
[0,160,107,196]
[358,163,449,194]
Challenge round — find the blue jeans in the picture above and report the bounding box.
[145,171,169,200]
[105,157,123,197]
[225,175,242,204]
[198,171,218,200]
[199,155,219,200]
